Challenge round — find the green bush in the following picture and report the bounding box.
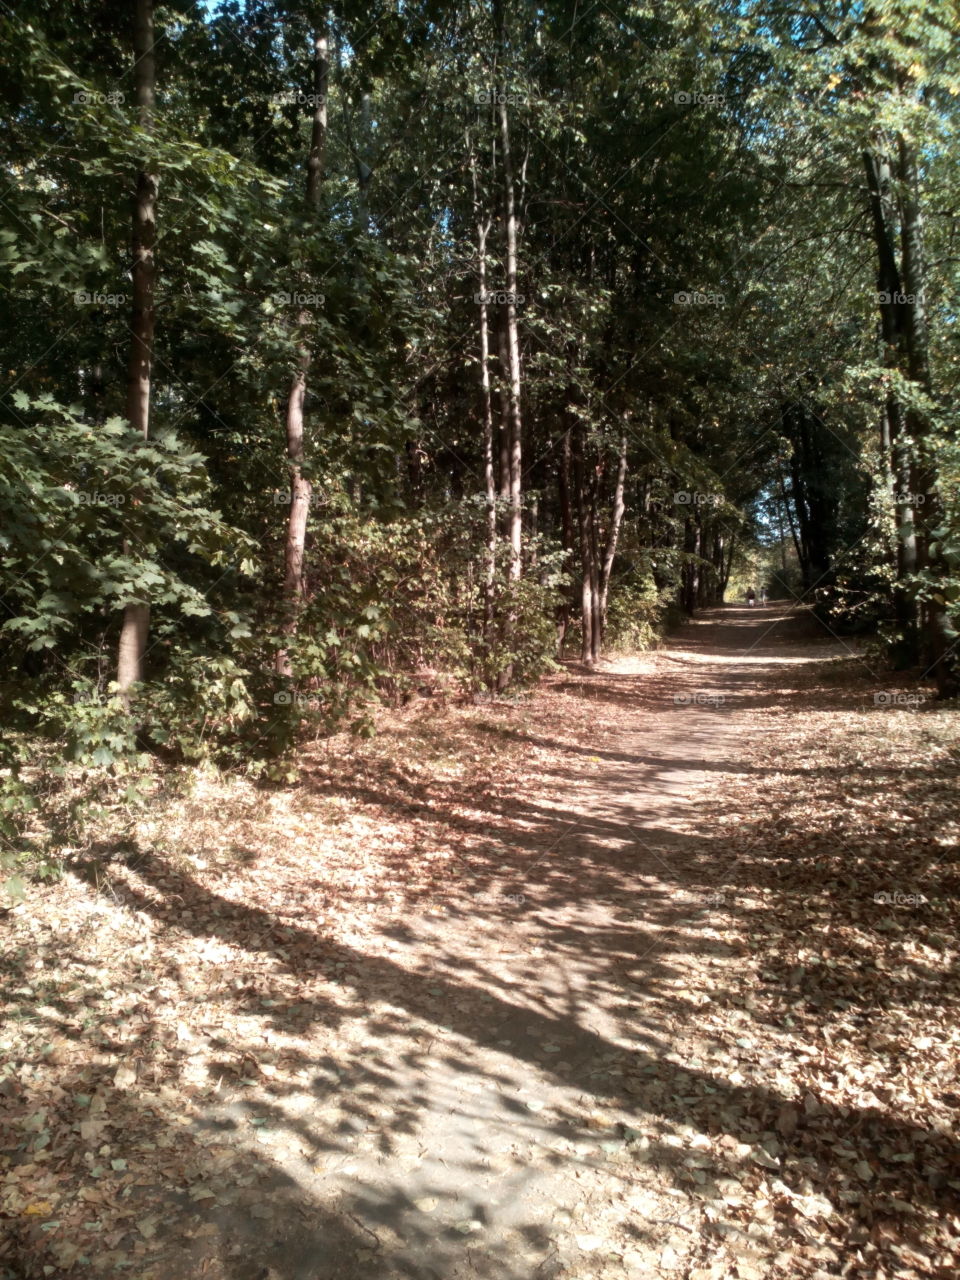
[604,577,667,653]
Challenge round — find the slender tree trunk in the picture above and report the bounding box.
[491,87,524,690]
[721,533,737,599]
[479,244,497,629]
[774,493,789,579]
[681,515,697,613]
[695,512,709,608]
[355,91,373,229]
[572,423,595,664]
[598,431,627,635]
[469,135,497,644]
[777,461,803,576]
[709,526,724,603]
[864,145,917,652]
[589,474,602,659]
[276,26,328,677]
[117,0,157,697]
[498,92,522,580]
[496,312,511,518]
[556,426,575,652]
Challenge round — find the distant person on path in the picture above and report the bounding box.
[760,587,768,605]
[746,588,755,607]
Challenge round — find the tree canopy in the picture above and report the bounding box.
[1,0,959,827]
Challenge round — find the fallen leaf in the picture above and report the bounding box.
[777,1104,799,1138]
[114,1063,137,1089]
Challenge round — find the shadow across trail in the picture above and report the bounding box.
[9,605,955,1279]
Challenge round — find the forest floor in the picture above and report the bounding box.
[2,605,960,1280]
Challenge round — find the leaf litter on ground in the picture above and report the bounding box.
[1,618,958,1279]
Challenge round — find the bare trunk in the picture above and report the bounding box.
[777,461,803,575]
[496,313,511,515]
[589,476,602,659]
[469,135,497,641]
[864,144,917,650]
[117,0,157,697]
[573,424,595,664]
[722,533,737,599]
[498,92,522,580]
[598,431,628,633]
[556,427,575,651]
[276,27,328,677]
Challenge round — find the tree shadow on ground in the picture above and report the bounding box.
[3,606,957,1278]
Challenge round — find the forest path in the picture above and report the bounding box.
[191,603,842,1280]
[8,604,955,1280]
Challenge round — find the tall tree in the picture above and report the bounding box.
[116,0,157,696]
[498,88,523,581]
[276,22,328,677]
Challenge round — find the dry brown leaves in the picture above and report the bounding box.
[671,660,960,1280]
[1,641,959,1279]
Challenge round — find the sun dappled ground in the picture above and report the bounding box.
[2,606,959,1279]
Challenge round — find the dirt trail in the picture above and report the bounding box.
[8,603,957,1280]
[187,604,843,1279]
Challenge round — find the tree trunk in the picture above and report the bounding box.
[276,26,328,677]
[498,91,522,581]
[573,424,595,664]
[695,513,710,608]
[117,0,157,697]
[777,461,803,578]
[681,515,697,614]
[598,431,627,635]
[556,426,575,652]
[864,145,917,652]
[469,134,497,645]
[496,311,511,518]
[897,135,958,695]
[355,91,373,228]
[589,473,602,659]
[721,532,737,600]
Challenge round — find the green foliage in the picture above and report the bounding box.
[0,396,247,650]
[2,0,960,845]
[274,504,568,722]
[604,578,668,654]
